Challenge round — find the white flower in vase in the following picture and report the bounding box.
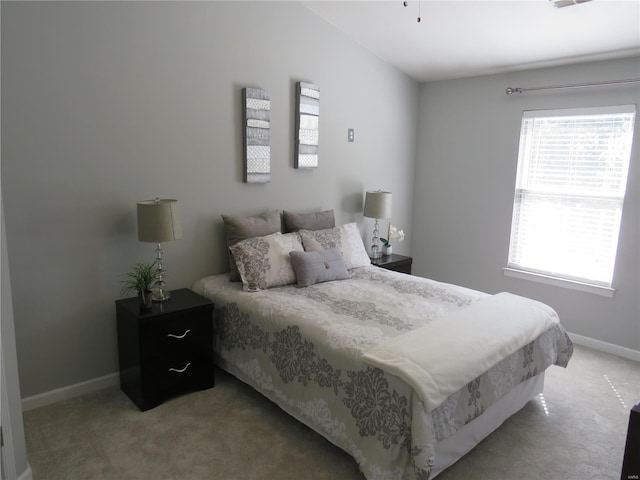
[380,224,405,255]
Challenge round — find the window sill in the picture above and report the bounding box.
[502,268,615,298]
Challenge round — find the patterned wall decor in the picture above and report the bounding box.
[295,82,320,169]
[242,88,271,183]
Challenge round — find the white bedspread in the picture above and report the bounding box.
[362,292,560,412]
[193,269,572,480]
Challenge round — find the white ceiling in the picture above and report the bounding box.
[303,0,640,82]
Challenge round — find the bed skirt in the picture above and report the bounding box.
[431,373,544,477]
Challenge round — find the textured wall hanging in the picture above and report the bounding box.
[295,82,320,169]
[242,88,271,183]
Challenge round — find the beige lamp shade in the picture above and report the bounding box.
[137,199,183,243]
[363,191,392,219]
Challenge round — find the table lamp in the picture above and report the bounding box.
[137,198,182,301]
[363,190,392,259]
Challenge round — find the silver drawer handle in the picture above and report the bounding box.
[167,329,191,339]
[168,363,191,374]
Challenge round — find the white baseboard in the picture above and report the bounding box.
[569,332,640,363]
[17,464,33,480]
[21,372,119,412]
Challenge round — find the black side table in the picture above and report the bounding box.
[371,253,413,274]
[116,288,214,411]
[622,402,640,479]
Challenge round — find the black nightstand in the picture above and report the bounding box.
[116,288,215,411]
[622,403,640,478]
[371,253,413,274]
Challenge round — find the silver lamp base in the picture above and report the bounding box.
[370,218,382,259]
[152,290,171,302]
[153,242,171,302]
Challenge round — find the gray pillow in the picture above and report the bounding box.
[283,209,335,233]
[289,247,349,287]
[222,210,282,281]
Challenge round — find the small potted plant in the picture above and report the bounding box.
[380,224,405,256]
[120,261,158,310]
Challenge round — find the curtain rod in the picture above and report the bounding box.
[505,78,640,95]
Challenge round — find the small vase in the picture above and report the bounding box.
[139,291,153,311]
[382,245,392,256]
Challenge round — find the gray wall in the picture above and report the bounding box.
[3,1,637,401]
[2,203,30,480]
[1,2,418,397]
[414,57,640,351]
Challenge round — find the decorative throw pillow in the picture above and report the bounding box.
[229,232,304,292]
[283,209,335,233]
[222,210,282,282]
[289,247,349,287]
[299,222,371,270]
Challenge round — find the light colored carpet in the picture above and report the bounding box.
[23,345,639,480]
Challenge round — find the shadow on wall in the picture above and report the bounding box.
[340,179,365,224]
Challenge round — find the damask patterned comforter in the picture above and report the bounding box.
[192,266,573,480]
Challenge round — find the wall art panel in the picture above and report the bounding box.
[295,82,320,169]
[242,87,271,183]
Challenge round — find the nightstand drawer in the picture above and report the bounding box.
[147,354,213,393]
[389,262,411,274]
[141,314,211,357]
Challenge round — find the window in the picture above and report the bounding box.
[506,105,635,294]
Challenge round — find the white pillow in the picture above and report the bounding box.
[230,232,304,292]
[299,222,371,270]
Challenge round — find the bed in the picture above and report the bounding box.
[192,212,573,479]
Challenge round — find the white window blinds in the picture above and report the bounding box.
[508,105,636,288]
